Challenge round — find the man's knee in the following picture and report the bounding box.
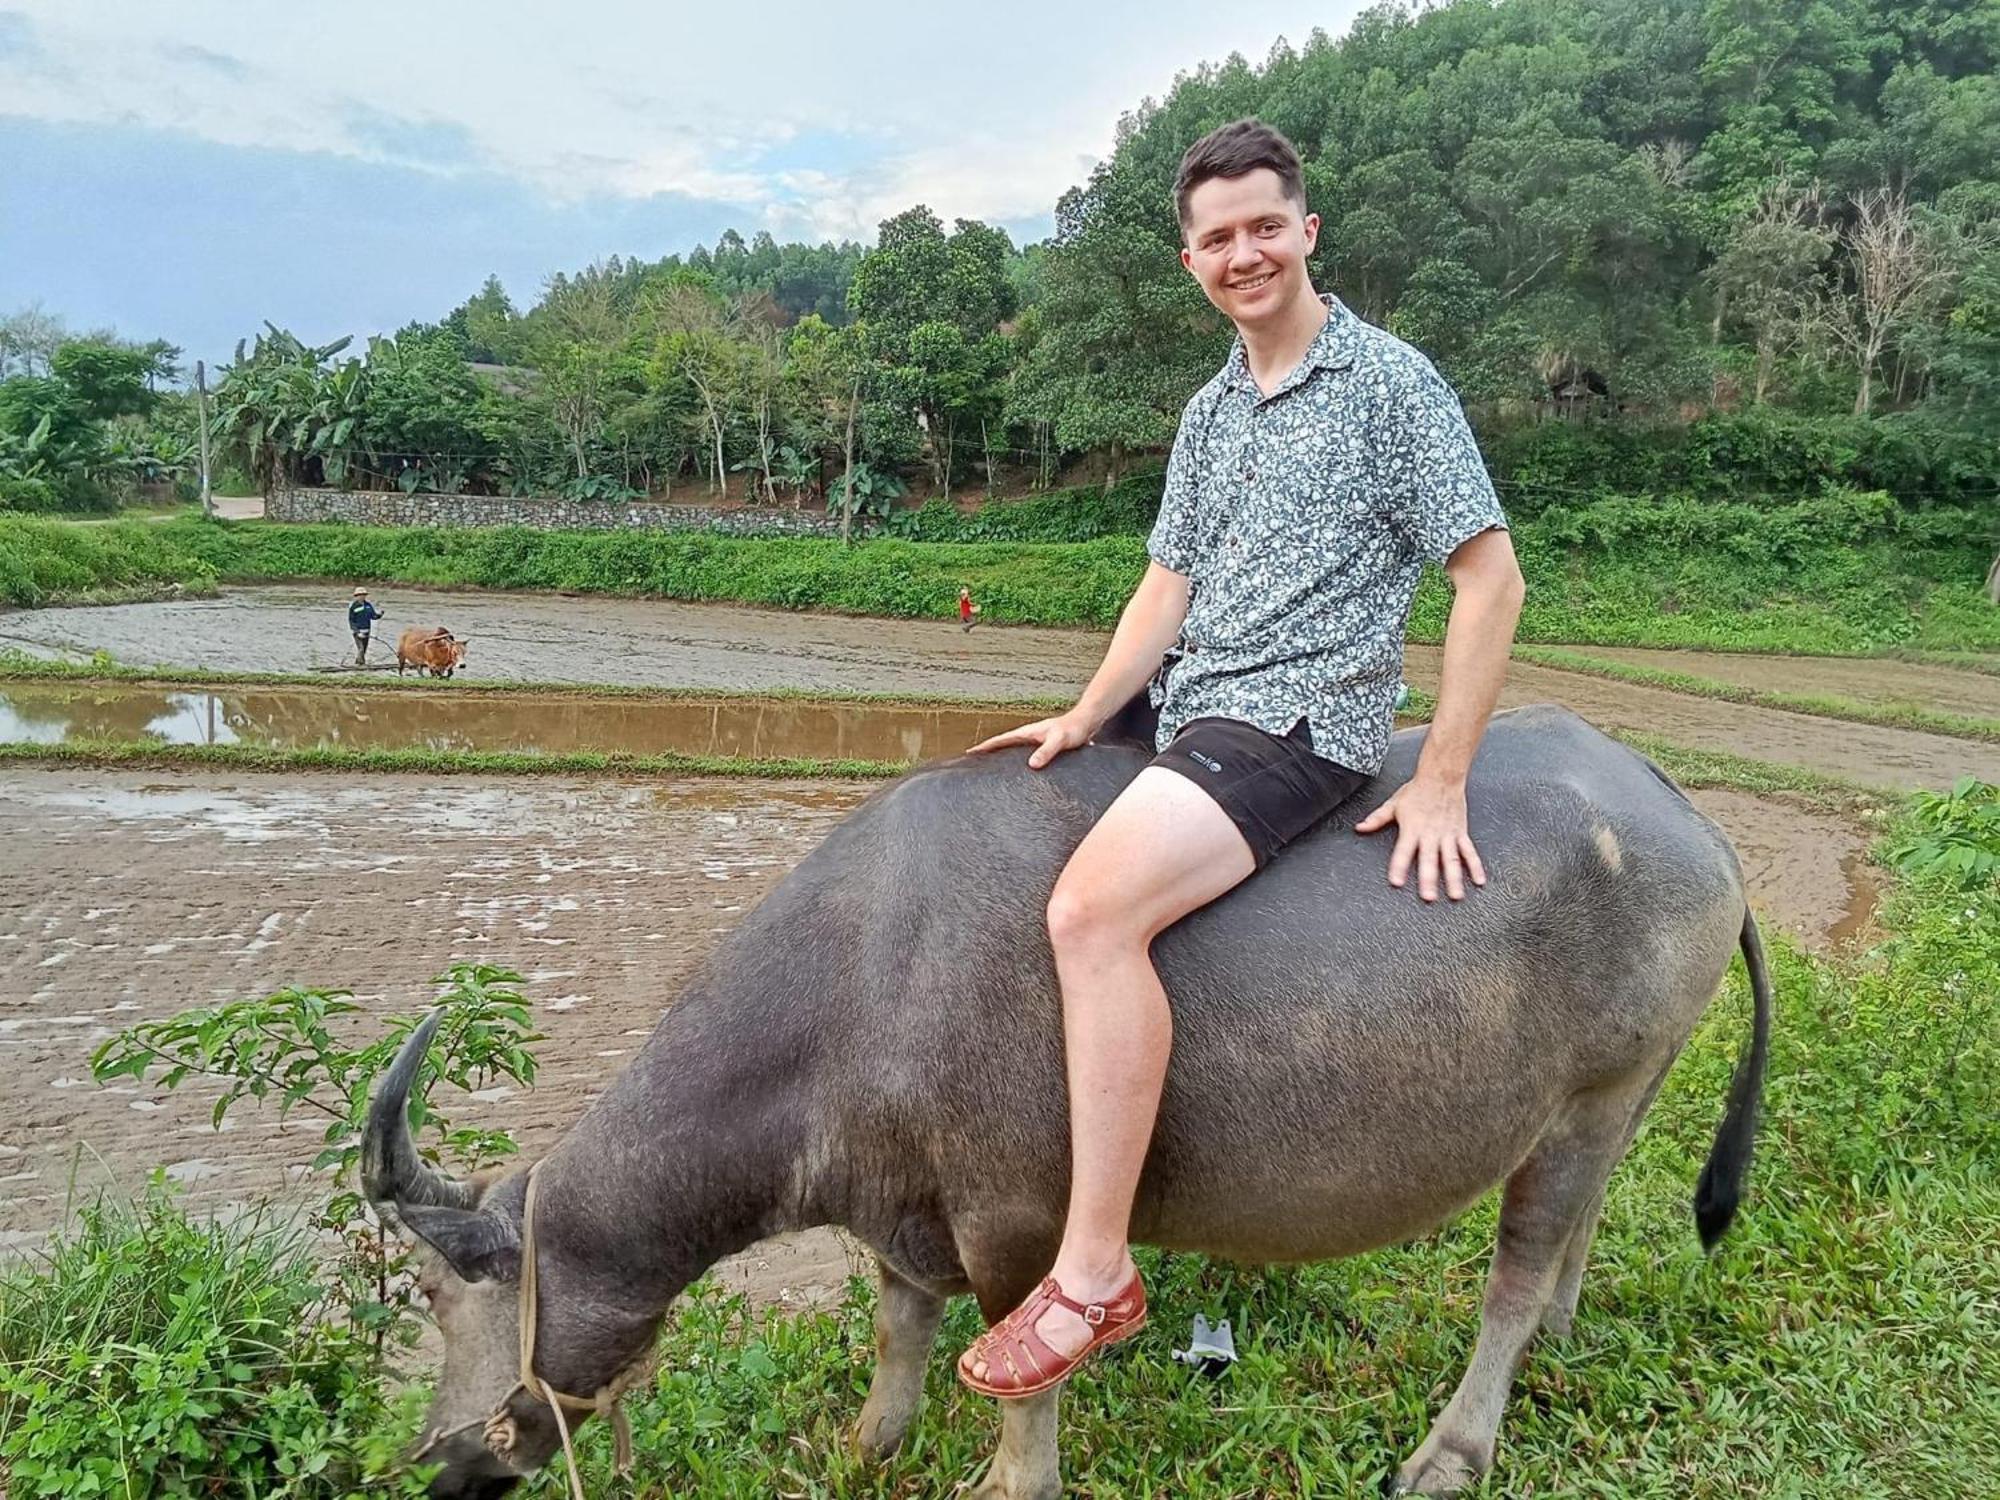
[1046,873,1138,955]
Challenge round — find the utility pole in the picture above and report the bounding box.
[194,360,215,519]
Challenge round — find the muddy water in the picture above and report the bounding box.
[0,768,873,1301]
[0,683,1018,763]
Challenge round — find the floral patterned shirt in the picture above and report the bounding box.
[1146,293,1508,774]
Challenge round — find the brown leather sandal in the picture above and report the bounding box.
[956,1269,1148,1399]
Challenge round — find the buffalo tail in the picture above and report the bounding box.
[1692,909,1772,1249]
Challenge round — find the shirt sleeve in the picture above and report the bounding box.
[1384,355,1508,564]
[1146,395,1208,576]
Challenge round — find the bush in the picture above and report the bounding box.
[0,1192,424,1498]
[0,477,63,514]
[1885,778,2000,888]
[0,515,218,605]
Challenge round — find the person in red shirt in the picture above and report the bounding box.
[959,587,978,632]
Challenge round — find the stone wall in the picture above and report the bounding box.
[267,487,865,538]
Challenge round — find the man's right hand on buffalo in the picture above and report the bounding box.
[968,710,1101,769]
[965,561,1190,769]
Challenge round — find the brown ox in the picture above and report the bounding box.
[396,628,469,678]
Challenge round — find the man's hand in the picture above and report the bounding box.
[968,711,1097,769]
[1355,775,1487,902]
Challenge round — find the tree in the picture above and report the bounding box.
[50,341,155,421]
[0,304,66,379]
[212,326,358,494]
[785,314,870,538]
[1819,186,1956,413]
[451,275,523,364]
[1708,178,1835,400]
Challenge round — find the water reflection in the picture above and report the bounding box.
[0,684,1020,764]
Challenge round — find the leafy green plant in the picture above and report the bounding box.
[825,461,905,520]
[0,1190,429,1498]
[89,964,541,1348]
[1884,777,2000,888]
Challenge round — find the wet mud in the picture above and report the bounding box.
[0,584,1106,700]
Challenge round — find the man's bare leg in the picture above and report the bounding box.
[962,766,1254,1384]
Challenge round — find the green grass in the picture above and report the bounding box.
[0,1191,422,1497]
[1518,645,2000,744]
[415,862,2000,1498]
[0,738,906,781]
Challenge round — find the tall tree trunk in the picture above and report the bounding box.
[840,374,860,546]
[756,390,775,504]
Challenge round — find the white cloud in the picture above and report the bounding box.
[1,0,1363,236]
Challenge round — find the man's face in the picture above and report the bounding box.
[1179,169,1319,329]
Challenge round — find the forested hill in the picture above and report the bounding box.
[1017,0,1999,447]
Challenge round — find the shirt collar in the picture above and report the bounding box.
[1223,293,1360,398]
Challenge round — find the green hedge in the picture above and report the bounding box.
[890,473,1167,542]
[1482,408,2000,514]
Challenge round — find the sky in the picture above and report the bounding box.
[0,1,1365,373]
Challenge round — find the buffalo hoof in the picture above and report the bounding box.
[1389,1442,1485,1496]
[851,1408,913,1465]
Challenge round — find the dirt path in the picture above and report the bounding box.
[7,586,1993,788]
[1401,646,1998,791]
[0,766,1878,1302]
[1563,645,2000,720]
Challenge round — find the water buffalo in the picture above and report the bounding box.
[397,628,469,678]
[364,704,1770,1498]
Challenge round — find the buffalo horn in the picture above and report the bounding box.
[360,1007,478,1211]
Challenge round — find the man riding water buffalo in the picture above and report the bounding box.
[955,119,1524,1401]
[363,118,1771,1500]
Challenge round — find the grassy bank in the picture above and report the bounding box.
[5,488,1994,654]
[0,706,1888,821]
[1519,645,2000,744]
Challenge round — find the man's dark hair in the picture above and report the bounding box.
[1173,119,1307,234]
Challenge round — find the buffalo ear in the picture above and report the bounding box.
[398,1203,522,1284]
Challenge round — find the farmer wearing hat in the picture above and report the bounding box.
[347,587,384,665]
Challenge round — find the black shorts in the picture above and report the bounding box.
[1149,714,1368,869]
